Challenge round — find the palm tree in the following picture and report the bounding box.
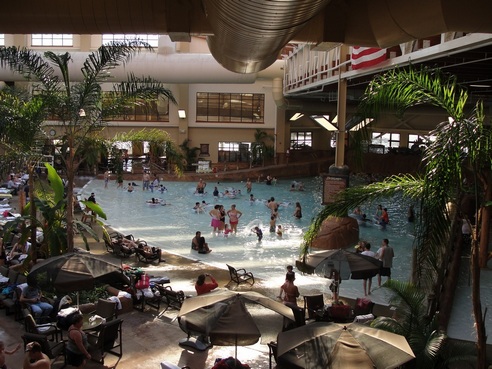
[251,128,274,166]
[0,41,176,252]
[0,88,47,261]
[372,280,475,369]
[303,67,492,368]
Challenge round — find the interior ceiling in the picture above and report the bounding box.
[1,0,492,109]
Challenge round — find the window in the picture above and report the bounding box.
[218,142,251,162]
[104,93,169,122]
[290,132,312,150]
[32,34,73,47]
[102,34,160,47]
[408,134,436,148]
[371,132,400,149]
[0,34,4,46]
[200,144,210,156]
[196,92,265,123]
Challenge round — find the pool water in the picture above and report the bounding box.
[81,177,416,301]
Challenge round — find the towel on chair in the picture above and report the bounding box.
[107,295,122,310]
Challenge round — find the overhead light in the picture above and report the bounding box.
[178,109,186,119]
[470,84,491,88]
[78,109,86,117]
[290,113,304,121]
[312,115,338,131]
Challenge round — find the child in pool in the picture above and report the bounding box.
[252,226,263,241]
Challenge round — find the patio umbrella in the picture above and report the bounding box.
[27,252,129,302]
[296,249,381,302]
[276,322,415,369]
[178,290,295,359]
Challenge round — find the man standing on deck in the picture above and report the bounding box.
[376,238,394,287]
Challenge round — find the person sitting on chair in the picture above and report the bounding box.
[20,281,53,319]
[137,243,166,262]
[195,273,218,295]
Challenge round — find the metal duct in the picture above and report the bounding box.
[204,0,331,74]
[0,53,270,83]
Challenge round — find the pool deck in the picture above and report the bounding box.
[1,179,393,369]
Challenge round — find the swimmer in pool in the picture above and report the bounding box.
[252,226,263,242]
[276,225,283,238]
[127,183,134,192]
[193,202,204,213]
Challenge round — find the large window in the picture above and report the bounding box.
[371,132,400,149]
[218,142,251,162]
[197,93,265,123]
[32,34,73,47]
[102,34,160,47]
[104,93,169,122]
[290,132,312,150]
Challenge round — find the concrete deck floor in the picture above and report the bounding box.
[0,216,291,369]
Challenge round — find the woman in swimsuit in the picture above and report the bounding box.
[227,204,242,234]
[209,205,221,233]
[294,202,302,219]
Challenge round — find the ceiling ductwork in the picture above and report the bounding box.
[203,0,331,74]
[0,0,491,74]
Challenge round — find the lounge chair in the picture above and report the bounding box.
[103,231,135,257]
[135,244,164,264]
[226,264,255,286]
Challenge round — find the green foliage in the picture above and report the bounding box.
[72,285,109,304]
[371,280,474,369]
[179,139,201,170]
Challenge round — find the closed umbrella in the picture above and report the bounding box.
[277,322,415,369]
[296,249,381,302]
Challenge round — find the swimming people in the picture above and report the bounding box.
[196,178,207,195]
[227,204,242,234]
[269,215,276,232]
[209,205,221,233]
[127,183,134,192]
[252,226,263,241]
[276,225,283,238]
[293,202,302,219]
[198,236,212,254]
[193,202,204,213]
[245,178,252,193]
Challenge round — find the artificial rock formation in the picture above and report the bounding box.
[311,216,359,250]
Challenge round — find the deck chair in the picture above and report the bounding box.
[135,244,162,264]
[23,309,63,342]
[303,294,325,320]
[21,332,66,367]
[103,232,134,257]
[226,264,255,286]
[87,318,123,364]
[94,298,118,321]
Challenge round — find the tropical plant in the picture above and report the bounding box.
[0,41,176,253]
[179,139,201,171]
[0,87,47,261]
[112,128,182,174]
[302,67,492,368]
[371,280,475,369]
[251,128,274,166]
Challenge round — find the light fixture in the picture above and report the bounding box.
[178,109,186,119]
[289,113,304,121]
[78,109,86,117]
[312,115,338,131]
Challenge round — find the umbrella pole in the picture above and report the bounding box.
[235,335,238,368]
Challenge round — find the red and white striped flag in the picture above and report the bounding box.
[351,47,387,70]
